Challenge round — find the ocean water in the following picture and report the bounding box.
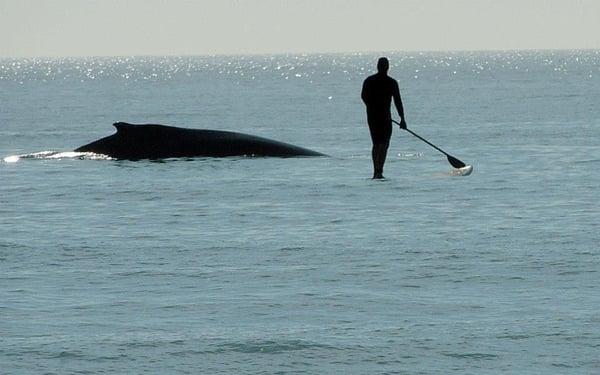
[1,51,599,374]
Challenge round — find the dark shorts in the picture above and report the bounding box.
[367,118,392,144]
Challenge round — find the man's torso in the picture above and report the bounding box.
[362,73,398,120]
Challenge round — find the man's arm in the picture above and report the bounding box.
[392,81,407,129]
[361,80,369,105]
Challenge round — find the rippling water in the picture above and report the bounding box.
[1,51,599,374]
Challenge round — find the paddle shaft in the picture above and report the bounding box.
[391,119,467,168]
[407,129,453,157]
[392,120,452,157]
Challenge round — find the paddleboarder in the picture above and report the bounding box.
[361,57,407,179]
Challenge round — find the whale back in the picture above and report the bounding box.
[75,122,324,159]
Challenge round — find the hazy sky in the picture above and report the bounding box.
[1,0,599,57]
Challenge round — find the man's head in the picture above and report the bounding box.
[377,57,389,74]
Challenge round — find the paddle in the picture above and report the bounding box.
[392,120,467,169]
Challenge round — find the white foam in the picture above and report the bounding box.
[3,155,20,163]
[3,151,112,163]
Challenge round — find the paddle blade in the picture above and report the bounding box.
[447,154,466,169]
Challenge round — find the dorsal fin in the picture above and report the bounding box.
[113,122,135,132]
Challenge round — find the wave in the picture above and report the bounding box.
[209,339,337,354]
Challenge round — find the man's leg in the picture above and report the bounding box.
[372,144,379,177]
[372,141,389,179]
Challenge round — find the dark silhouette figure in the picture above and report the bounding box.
[75,122,324,160]
[361,57,407,179]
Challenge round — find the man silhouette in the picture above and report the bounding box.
[361,57,407,179]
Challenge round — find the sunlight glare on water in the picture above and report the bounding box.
[1,50,599,374]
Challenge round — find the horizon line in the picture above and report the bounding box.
[2,47,599,60]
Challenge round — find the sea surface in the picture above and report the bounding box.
[1,50,599,374]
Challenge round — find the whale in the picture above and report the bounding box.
[75,122,325,160]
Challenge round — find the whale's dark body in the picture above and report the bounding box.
[75,122,324,160]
